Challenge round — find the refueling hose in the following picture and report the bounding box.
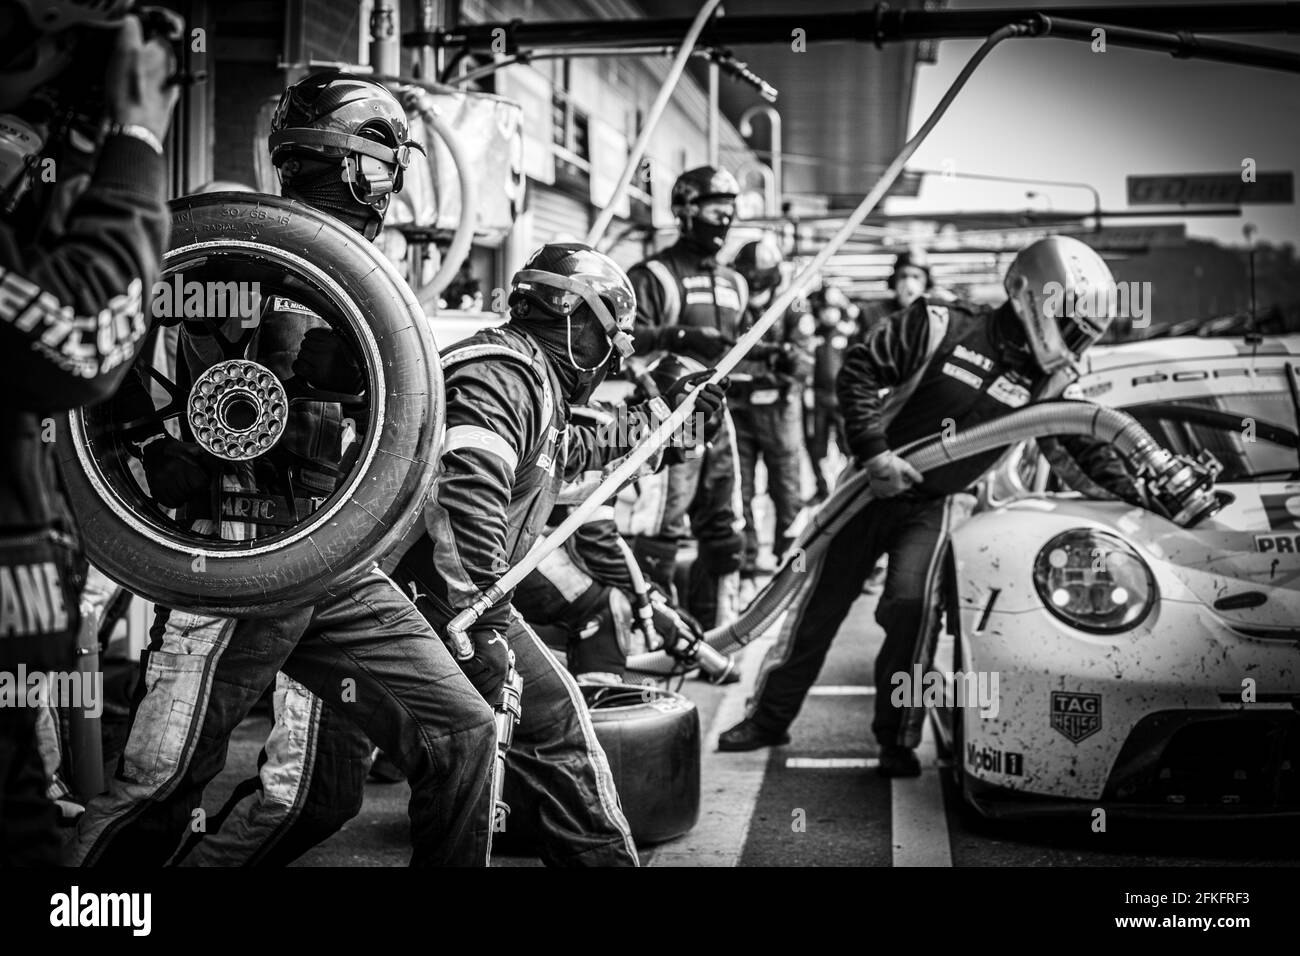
[625,401,1221,671]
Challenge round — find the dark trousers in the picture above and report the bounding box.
[805,392,843,496]
[747,494,954,747]
[733,395,805,568]
[70,574,496,867]
[0,708,60,866]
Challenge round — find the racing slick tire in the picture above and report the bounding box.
[496,682,701,851]
[585,682,701,845]
[54,193,442,616]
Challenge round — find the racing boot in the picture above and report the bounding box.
[717,718,791,752]
[876,745,921,778]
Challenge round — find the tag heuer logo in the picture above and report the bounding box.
[1050,691,1101,743]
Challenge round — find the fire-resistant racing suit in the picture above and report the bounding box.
[1,131,165,864]
[746,298,1144,748]
[730,288,815,569]
[628,238,746,628]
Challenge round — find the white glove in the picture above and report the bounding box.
[864,450,923,498]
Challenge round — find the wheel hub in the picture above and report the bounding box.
[187,359,288,461]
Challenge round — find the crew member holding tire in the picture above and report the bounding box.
[0,3,177,866]
[627,166,747,630]
[68,72,497,868]
[719,237,1145,775]
[729,237,815,576]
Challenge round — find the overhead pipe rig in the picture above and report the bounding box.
[416,4,1300,73]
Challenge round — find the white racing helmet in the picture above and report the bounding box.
[1003,236,1118,373]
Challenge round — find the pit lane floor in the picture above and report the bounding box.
[198,578,1298,867]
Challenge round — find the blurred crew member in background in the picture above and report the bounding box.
[627,166,746,629]
[804,284,858,503]
[730,237,814,577]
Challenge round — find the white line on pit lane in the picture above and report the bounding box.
[808,685,875,696]
[786,757,879,768]
[648,631,779,868]
[890,721,953,867]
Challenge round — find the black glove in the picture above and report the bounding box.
[141,437,212,508]
[667,326,733,362]
[458,627,511,704]
[663,369,729,445]
[648,586,703,655]
[292,328,363,393]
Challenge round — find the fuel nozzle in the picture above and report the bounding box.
[1144,449,1222,528]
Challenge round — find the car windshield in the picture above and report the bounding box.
[1123,387,1300,482]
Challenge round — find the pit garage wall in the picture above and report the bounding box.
[196,0,757,293]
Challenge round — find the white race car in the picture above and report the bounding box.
[931,334,1300,820]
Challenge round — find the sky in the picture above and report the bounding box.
[888,0,1300,249]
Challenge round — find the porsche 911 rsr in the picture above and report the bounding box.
[931,334,1300,820]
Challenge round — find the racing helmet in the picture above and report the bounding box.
[0,0,133,110]
[269,72,419,213]
[509,241,637,372]
[734,236,783,295]
[672,165,739,252]
[1003,236,1117,374]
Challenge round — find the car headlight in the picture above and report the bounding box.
[1033,529,1156,633]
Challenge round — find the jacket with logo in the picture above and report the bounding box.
[838,297,1139,499]
[628,238,748,364]
[0,135,166,665]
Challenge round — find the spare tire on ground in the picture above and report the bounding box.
[54,193,442,616]
[496,681,701,852]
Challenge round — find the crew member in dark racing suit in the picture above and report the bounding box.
[388,244,726,865]
[729,237,815,575]
[719,237,1145,775]
[69,72,497,867]
[0,3,176,865]
[627,165,745,629]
